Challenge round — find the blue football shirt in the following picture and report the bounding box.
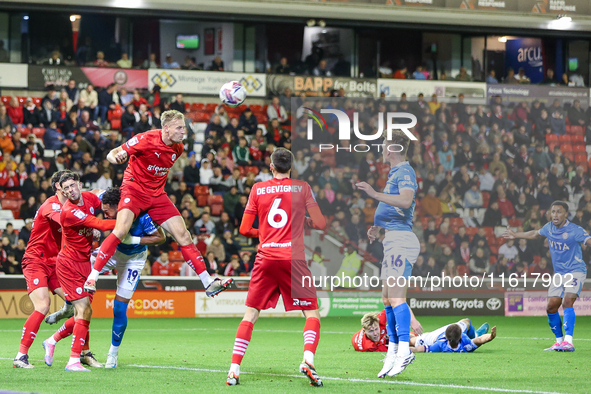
[373,161,417,232]
[118,213,158,256]
[426,332,478,353]
[538,220,590,275]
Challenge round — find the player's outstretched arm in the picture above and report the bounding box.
[502,226,542,240]
[410,308,423,335]
[367,226,382,243]
[107,146,128,165]
[239,213,259,238]
[355,182,414,209]
[411,345,426,353]
[306,205,326,230]
[472,326,497,346]
[122,227,166,246]
[82,215,117,231]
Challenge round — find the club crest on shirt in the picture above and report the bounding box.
[73,209,87,220]
[562,232,569,239]
[172,154,177,162]
[51,203,61,211]
[76,287,83,294]
[90,207,94,214]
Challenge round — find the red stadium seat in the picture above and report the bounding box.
[570,125,584,135]
[508,218,522,227]
[17,126,30,137]
[184,102,190,111]
[572,135,585,144]
[205,103,218,112]
[484,227,494,237]
[457,265,468,276]
[545,134,559,145]
[110,119,121,130]
[191,103,204,111]
[558,135,571,143]
[573,144,586,153]
[245,166,259,175]
[32,127,45,138]
[169,250,183,262]
[563,152,574,161]
[207,195,224,205]
[1,200,20,210]
[195,185,210,196]
[210,204,223,216]
[482,191,490,208]
[466,227,478,240]
[5,190,22,200]
[197,195,209,206]
[560,144,572,152]
[575,154,587,165]
[450,217,464,227]
[32,97,42,108]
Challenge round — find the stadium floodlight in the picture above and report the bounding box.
[548,14,573,30]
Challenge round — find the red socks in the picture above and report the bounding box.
[53,317,75,342]
[180,244,207,274]
[231,321,254,365]
[303,317,320,354]
[82,332,90,352]
[70,319,90,358]
[93,233,121,271]
[18,310,45,354]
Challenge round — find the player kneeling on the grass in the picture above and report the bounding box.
[226,148,326,387]
[356,130,420,378]
[85,109,231,298]
[503,201,589,352]
[55,172,116,372]
[98,187,166,368]
[411,319,496,353]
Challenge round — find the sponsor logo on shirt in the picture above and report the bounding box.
[90,207,94,214]
[293,299,312,306]
[124,198,131,203]
[147,165,172,176]
[73,209,87,220]
[261,241,291,248]
[127,136,139,148]
[548,240,570,251]
[51,203,61,211]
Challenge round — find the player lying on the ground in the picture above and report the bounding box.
[352,309,421,352]
[410,319,496,353]
[85,110,231,298]
[503,201,589,352]
[226,148,327,387]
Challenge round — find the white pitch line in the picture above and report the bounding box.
[0,327,590,341]
[0,358,575,394]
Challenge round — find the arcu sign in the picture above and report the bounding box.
[304,108,417,153]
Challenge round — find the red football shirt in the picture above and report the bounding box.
[58,191,115,263]
[351,310,388,352]
[121,130,184,195]
[22,195,63,267]
[245,178,317,261]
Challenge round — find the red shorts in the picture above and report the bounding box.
[22,256,60,295]
[246,256,318,311]
[118,182,180,225]
[56,255,94,302]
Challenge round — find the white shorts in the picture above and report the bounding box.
[93,249,147,299]
[381,230,420,280]
[414,321,467,347]
[548,272,586,298]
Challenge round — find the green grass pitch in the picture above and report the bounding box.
[1,316,589,393]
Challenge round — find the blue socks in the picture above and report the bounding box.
[547,312,563,340]
[563,307,575,337]
[65,300,72,305]
[112,299,128,347]
[393,303,411,343]
[384,306,398,344]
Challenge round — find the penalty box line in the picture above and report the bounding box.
[0,357,575,394]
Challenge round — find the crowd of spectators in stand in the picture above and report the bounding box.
[2,73,591,281]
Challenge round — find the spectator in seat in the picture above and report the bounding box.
[205,115,224,138]
[420,186,443,217]
[482,201,502,227]
[97,83,117,125]
[274,57,290,74]
[503,68,519,84]
[170,94,185,113]
[141,53,159,69]
[436,222,456,250]
[7,97,23,126]
[0,126,15,155]
[531,143,552,172]
[0,105,14,130]
[486,70,498,84]
[23,98,42,128]
[116,52,132,68]
[2,223,17,246]
[517,239,535,264]
[222,230,241,261]
[80,85,99,119]
[463,182,483,208]
[223,186,241,216]
[469,248,489,275]
[121,104,136,139]
[536,185,553,211]
[515,67,530,84]
[43,121,64,150]
[393,65,407,79]
[19,196,39,220]
[456,240,471,266]
[455,67,472,81]
[210,56,224,71]
[489,255,510,276]
[224,255,246,276]
[568,99,586,128]
[182,153,200,189]
[151,252,175,276]
[194,212,215,235]
[207,237,226,263]
[313,60,331,76]
[238,108,258,135]
[424,256,440,277]
[65,79,79,103]
[442,259,459,277]
[411,255,428,277]
[233,137,251,166]
[2,253,21,274]
[203,251,219,275]
[498,238,519,262]
[497,190,515,218]
[19,219,33,245]
[21,171,40,202]
[542,68,557,85]
[234,194,248,225]
[267,96,288,124]
[550,109,566,135]
[162,54,180,69]
[133,113,152,135]
[93,51,109,67]
[199,159,213,185]
[209,166,231,193]
[529,257,552,275]
[215,211,235,236]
